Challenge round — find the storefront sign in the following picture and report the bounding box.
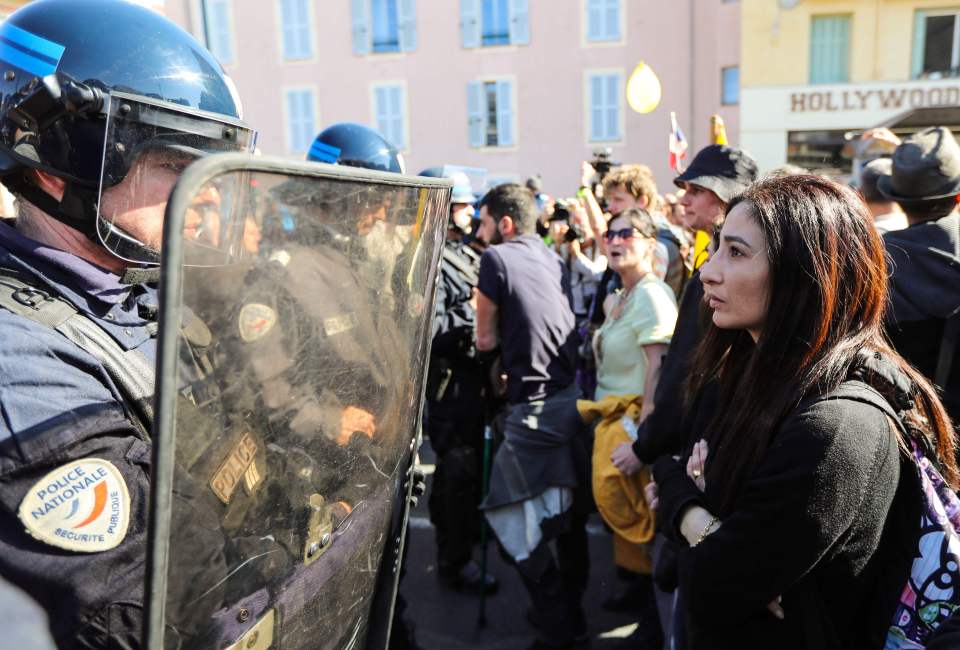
[790,85,960,113]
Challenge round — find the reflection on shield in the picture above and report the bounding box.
[147,155,451,649]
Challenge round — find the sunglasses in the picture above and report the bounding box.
[604,228,640,242]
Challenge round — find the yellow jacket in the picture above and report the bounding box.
[578,394,655,573]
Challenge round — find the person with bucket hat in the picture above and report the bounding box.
[609,144,757,648]
[880,126,960,425]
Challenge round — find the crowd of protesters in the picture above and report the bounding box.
[419,124,960,650]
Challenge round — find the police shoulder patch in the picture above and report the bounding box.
[238,303,277,342]
[18,458,131,553]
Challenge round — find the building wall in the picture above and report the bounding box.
[164,0,740,194]
[741,0,960,173]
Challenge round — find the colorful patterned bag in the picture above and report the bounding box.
[885,432,960,649]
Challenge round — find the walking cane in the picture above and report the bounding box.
[477,424,494,628]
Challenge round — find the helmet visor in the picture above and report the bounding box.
[97,92,257,265]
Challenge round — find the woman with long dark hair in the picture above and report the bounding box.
[649,174,959,649]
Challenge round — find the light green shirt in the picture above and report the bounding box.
[594,274,678,400]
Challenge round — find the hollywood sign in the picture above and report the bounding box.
[789,85,960,113]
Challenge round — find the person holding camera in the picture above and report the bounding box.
[547,200,607,324]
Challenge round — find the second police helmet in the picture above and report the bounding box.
[307,123,404,174]
[0,0,258,264]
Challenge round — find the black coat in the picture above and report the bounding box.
[656,356,922,649]
[884,212,960,424]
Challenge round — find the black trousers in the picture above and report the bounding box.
[427,415,484,574]
[515,511,590,647]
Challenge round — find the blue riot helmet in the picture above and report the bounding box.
[449,171,478,205]
[0,0,257,265]
[308,123,404,173]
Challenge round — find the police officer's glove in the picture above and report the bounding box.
[652,456,706,543]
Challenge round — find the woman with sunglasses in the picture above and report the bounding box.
[594,208,678,410]
[588,208,678,640]
[650,175,959,648]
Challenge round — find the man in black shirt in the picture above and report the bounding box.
[475,184,589,650]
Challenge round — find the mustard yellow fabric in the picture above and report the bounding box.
[578,394,655,573]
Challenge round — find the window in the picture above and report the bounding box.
[467,80,515,148]
[373,83,406,149]
[203,0,235,64]
[460,0,529,48]
[787,130,851,176]
[285,88,317,154]
[912,9,960,79]
[587,72,622,142]
[280,0,313,60]
[372,0,400,52]
[352,0,417,55]
[721,66,739,105]
[586,0,621,43]
[809,15,850,84]
[482,0,509,45]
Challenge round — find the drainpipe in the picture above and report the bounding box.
[689,0,696,148]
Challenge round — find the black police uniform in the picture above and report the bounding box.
[425,239,488,581]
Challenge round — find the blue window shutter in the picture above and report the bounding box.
[496,80,514,146]
[508,0,529,45]
[299,0,314,58]
[589,76,603,141]
[391,86,406,148]
[352,0,371,55]
[399,0,417,51]
[374,86,389,139]
[204,0,234,63]
[467,81,485,147]
[606,0,620,40]
[461,0,481,48]
[586,0,602,41]
[606,74,620,140]
[287,90,314,152]
[810,15,850,84]
[289,90,316,152]
[912,11,926,79]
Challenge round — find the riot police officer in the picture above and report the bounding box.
[0,1,255,646]
[420,168,499,594]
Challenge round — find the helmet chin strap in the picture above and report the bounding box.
[7,173,161,283]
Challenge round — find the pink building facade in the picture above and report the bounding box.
[163,0,740,194]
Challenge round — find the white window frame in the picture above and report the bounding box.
[467,75,518,151]
[277,0,316,62]
[912,8,960,79]
[202,0,237,66]
[282,85,319,155]
[582,0,625,46]
[370,81,409,151]
[584,68,624,145]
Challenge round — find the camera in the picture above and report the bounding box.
[590,147,619,183]
[549,200,584,243]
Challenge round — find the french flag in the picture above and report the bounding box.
[669,112,688,173]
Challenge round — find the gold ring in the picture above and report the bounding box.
[692,469,702,478]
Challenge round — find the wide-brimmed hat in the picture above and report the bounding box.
[673,145,758,204]
[878,127,960,204]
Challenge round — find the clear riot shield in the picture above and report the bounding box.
[146,154,451,650]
